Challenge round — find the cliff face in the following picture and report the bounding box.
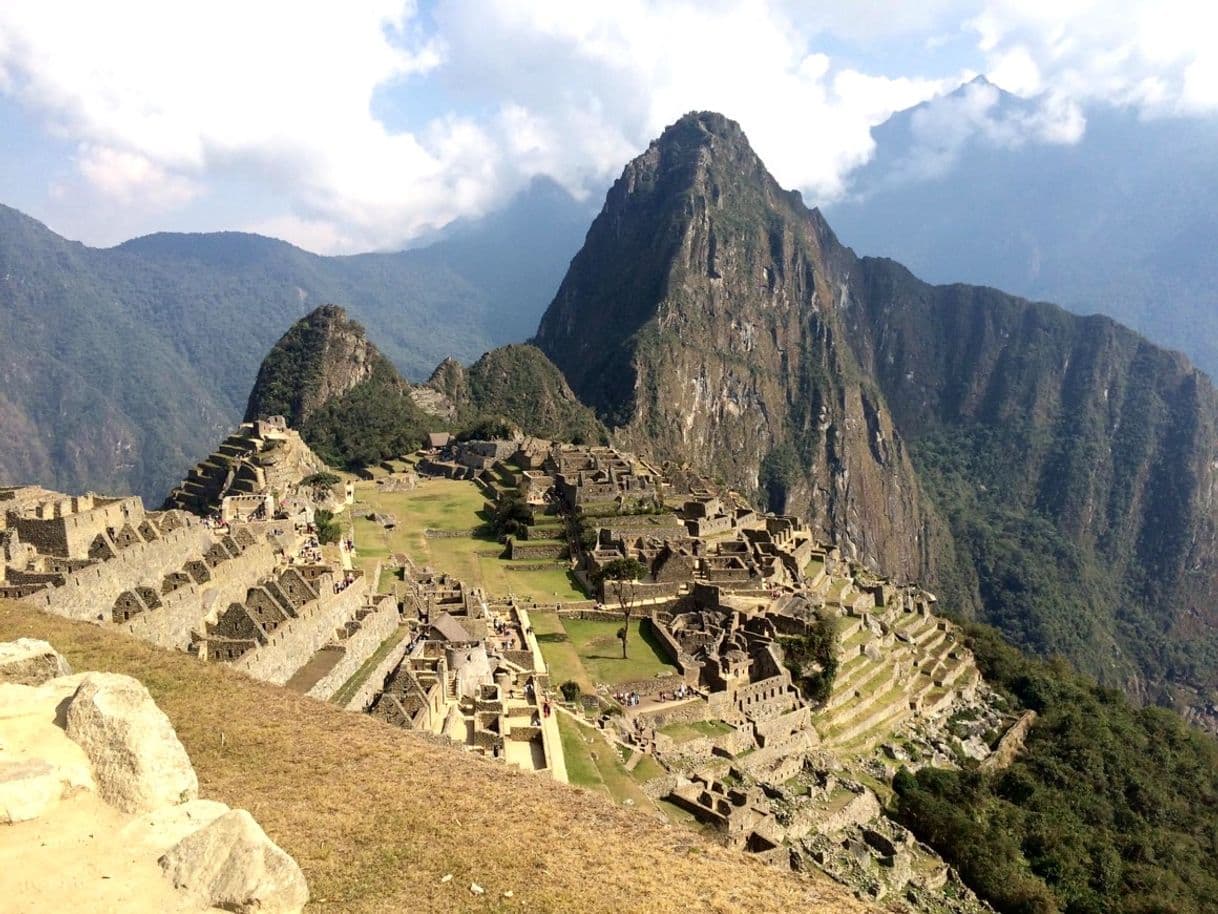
[843,258,1218,692]
[535,112,934,580]
[535,111,1218,700]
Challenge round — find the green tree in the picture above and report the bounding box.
[594,557,647,659]
[487,496,532,540]
[314,509,342,545]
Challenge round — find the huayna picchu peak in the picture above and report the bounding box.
[536,110,1218,722]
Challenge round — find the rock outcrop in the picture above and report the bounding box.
[64,672,199,813]
[159,809,309,914]
[0,637,72,685]
[0,641,308,913]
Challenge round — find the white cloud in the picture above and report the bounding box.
[0,0,1214,252]
[969,0,1218,113]
[887,78,1085,184]
[72,144,200,208]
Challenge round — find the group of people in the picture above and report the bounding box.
[613,682,691,707]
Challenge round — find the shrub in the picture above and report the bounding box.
[559,680,582,702]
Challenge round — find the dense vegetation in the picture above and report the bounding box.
[0,180,587,501]
[299,361,433,468]
[893,625,1218,914]
[779,619,838,705]
[460,345,606,446]
[313,509,342,545]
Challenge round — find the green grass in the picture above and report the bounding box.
[629,754,667,782]
[560,617,677,687]
[530,611,595,693]
[556,713,658,814]
[329,625,410,708]
[658,720,733,743]
[351,478,586,602]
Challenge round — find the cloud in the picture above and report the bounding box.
[0,0,1213,252]
[969,0,1218,114]
[879,78,1085,185]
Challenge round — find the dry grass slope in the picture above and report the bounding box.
[0,602,871,914]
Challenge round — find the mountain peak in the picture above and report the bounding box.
[244,304,397,427]
[658,110,747,144]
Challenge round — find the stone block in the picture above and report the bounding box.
[63,672,198,813]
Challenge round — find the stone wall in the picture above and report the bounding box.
[343,633,414,712]
[8,496,143,558]
[306,597,402,701]
[235,577,368,685]
[29,525,215,622]
[123,538,280,650]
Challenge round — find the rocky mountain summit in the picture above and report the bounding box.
[535,112,933,583]
[536,111,1218,710]
[244,304,410,428]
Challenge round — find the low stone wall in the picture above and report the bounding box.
[505,562,562,573]
[754,706,811,746]
[343,634,414,712]
[306,598,402,701]
[558,608,626,622]
[508,540,565,560]
[423,528,480,538]
[635,697,710,729]
[617,673,687,698]
[603,579,681,603]
[737,729,817,781]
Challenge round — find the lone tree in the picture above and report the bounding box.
[594,557,647,659]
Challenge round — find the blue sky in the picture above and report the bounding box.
[1,0,1214,253]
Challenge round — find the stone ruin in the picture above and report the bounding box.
[163,417,326,520]
[360,561,559,778]
[1,482,400,702]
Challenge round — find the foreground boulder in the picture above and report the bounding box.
[0,638,72,686]
[159,808,309,914]
[63,672,198,813]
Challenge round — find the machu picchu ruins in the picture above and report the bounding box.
[3,420,1016,910]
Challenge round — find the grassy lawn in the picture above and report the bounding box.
[561,617,677,688]
[529,611,594,693]
[351,478,585,602]
[556,712,658,814]
[658,720,734,743]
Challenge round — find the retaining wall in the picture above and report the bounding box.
[306,597,402,701]
[235,577,368,685]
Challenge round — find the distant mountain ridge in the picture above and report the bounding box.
[0,178,590,501]
[825,78,1218,382]
[536,111,1218,713]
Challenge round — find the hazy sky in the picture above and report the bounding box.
[1,0,1215,253]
